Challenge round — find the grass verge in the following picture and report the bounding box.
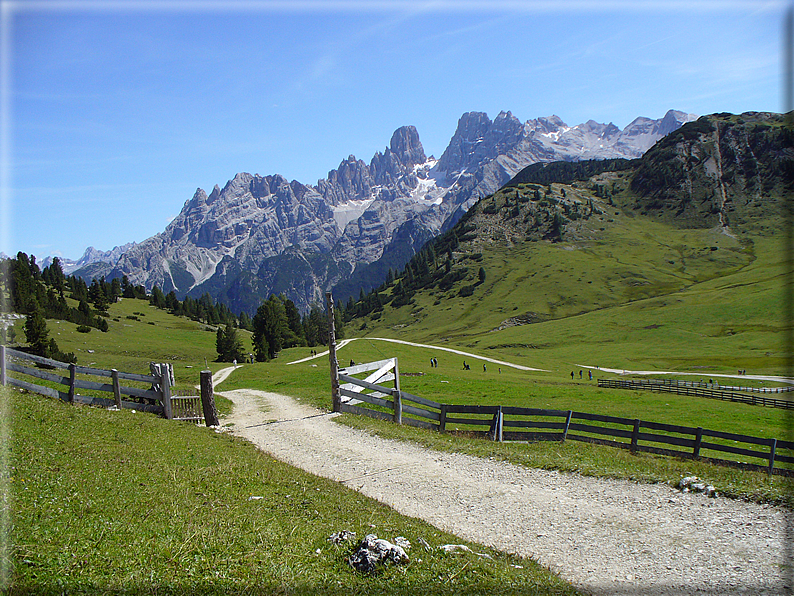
[7,387,581,595]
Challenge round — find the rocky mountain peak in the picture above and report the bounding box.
[438,111,524,174]
[389,125,426,168]
[207,185,221,204]
[106,107,700,313]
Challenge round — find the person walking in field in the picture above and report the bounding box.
[571,371,575,380]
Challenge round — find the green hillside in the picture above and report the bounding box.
[343,113,790,378]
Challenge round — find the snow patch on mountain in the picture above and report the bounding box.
[333,198,376,230]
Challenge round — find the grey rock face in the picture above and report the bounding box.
[109,109,695,311]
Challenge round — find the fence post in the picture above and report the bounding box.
[392,357,401,394]
[768,438,777,475]
[111,369,122,409]
[0,345,5,386]
[630,419,640,453]
[326,292,341,413]
[497,406,503,443]
[200,369,219,427]
[439,404,447,433]
[562,410,573,442]
[693,427,703,458]
[161,365,173,420]
[392,388,402,425]
[68,363,76,403]
[489,407,502,441]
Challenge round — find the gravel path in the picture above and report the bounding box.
[222,385,789,595]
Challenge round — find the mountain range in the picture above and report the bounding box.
[42,243,136,276]
[72,109,698,313]
[345,110,789,335]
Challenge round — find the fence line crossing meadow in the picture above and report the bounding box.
[332,357,794,476]
[598,378,794,409]
[2,345,219,426]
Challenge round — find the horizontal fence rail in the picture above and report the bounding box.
[336,358,793,476]
[598,378,794,410]
[2,345,170,416]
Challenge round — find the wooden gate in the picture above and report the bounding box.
[171,390,204,425]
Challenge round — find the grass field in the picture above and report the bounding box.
[7,387,580,595]
[6,211,793,592]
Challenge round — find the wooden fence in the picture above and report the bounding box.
[2,345,220,426]
[333,357,794,476]
[598,378,794,410]
[171,390,204,424]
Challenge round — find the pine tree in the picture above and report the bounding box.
[24,308,49,357]
[150,285,166,309]
[216,323,244,363]
[252,296,290,361]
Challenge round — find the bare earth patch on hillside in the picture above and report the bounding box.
[222,386,788,596]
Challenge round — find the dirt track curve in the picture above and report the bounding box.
[217,368,788,596]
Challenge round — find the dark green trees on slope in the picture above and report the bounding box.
[216,323,245,363]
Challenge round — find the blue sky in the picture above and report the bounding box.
[1,0,787,262]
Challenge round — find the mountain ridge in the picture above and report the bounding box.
[342,111,788,331]
[89,109,697,312]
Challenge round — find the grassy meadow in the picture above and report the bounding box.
[7,387,579,595]
[6,207,793,592]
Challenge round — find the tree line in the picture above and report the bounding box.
[0,252,149,361]
[2,252,344,365]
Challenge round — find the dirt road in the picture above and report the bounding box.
[218,371,788,596]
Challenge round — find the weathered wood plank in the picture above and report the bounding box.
[72,366,156,384]
[502,419,567,430]
[340,387,387,402]
[7,361,69,386]
[502,406,570,417]
[120,386,161,401]
[338,374,394,396]
[74,365,113,377]
[115,371,158,384]
[445,404,500,415]
[402,403,439,422]
[6,348,69,370]
[74,378,115,393]
[339,402,393,421]
[341,388,392,409]
[402,416,438,431]
[400,390,441,410]
[339,358,395,376]
[8,376,63,400]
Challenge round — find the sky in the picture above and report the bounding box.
[0,0,788,263]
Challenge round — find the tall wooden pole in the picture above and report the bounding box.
[161,364,173,420]
[326,292,340,412]
[200,369,219,427]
